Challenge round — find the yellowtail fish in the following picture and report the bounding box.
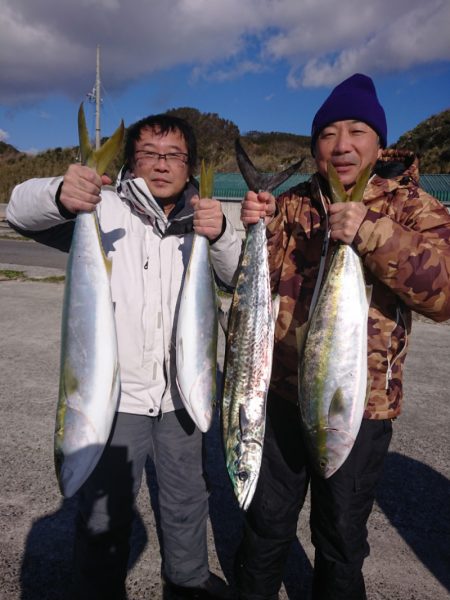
[298,162,372,478]
[222,140,304,510]
[54,104,124,497]
[176,161,218,432]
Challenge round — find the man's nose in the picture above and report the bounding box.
[333,131,352,153]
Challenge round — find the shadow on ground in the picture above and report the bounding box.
[18,439,449,599]
[376,451,450,593]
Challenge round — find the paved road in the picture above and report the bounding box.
[0,259,449,598]
[0,239,68,270]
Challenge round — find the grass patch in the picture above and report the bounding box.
[0,269,65,283]
[0,269,26,280]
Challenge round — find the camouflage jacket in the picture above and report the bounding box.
[266,150,450,419]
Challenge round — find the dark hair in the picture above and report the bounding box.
[124,114,197,171]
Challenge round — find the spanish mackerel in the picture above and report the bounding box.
[176,162,218,432]
[298,162,372,478]
[54,104,124,497]
[222,140,303,510]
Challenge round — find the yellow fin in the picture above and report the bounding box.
[365,377,372,408]
[295,321,309,356]
[199,160,214,197]
[327,162,372,204]
[327,162,347,203]
[329,387,346,417]
[350,164,372,203]
[77,102,124,175]
[78,103,94,166]
[272,294,280,324]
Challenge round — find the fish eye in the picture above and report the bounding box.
[237,471,249,482]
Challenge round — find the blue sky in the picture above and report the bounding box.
[1,0,449,155]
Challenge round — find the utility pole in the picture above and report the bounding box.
[95,45,101,150]
[87,45,102,149]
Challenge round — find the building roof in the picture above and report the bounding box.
[420,174,450,204]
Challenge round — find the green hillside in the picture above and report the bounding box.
[393,109,450,173]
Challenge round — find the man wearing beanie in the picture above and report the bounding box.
[234,73,450,599]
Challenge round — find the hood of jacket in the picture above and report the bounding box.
[115,166,199,238]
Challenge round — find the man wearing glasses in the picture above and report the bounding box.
[7,114,241,599]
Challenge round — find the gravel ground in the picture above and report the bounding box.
[0,270,449,600]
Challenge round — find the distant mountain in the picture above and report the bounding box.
[1,107,448,204]
[0,141,20,156]
[393,109,450,173]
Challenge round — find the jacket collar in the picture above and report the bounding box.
[116,166,198,237]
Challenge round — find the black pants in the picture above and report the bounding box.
[235,397,393,600]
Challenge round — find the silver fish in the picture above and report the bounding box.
[176,162,218,432]
[222,140,303,510]
[298,163,372,478]
[54,104,124,497]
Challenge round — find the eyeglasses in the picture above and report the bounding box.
[135,151,189,166]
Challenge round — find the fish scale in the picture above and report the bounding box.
[222,217,274,510]
[222,139,304,510]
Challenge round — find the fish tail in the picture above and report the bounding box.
[235,138,304,193]
[78,102,124,174]
[327,162,373,203]
[200,160,214,197]
[350,164,372,202]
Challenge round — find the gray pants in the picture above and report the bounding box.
[71,409,210,600]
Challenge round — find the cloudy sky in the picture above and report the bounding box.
[1,0,449,153]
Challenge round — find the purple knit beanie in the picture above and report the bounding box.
[310,73,387,155]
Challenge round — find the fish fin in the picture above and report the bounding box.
[295,321,309,356]
[329,388,346,418]
[92,120,125,175]
[365,378,372,408]
[239,404,250,435]
[350,164,372,202]
[103,255,113,276]
[218,305,229,335]
[272,294,280,324]
[199,160,214,197]
[327,162,372,204]
[78,102,124,174]
[89,209,112,273]
[327,162,348,203]
[235,138,304,193]
[78,103,94,166]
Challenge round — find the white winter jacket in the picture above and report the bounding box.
[7,173,242,416]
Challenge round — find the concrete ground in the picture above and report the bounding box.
[0,264,449,599]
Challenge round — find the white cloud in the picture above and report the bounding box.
[0,129,9,141]
[0,0,449,105]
